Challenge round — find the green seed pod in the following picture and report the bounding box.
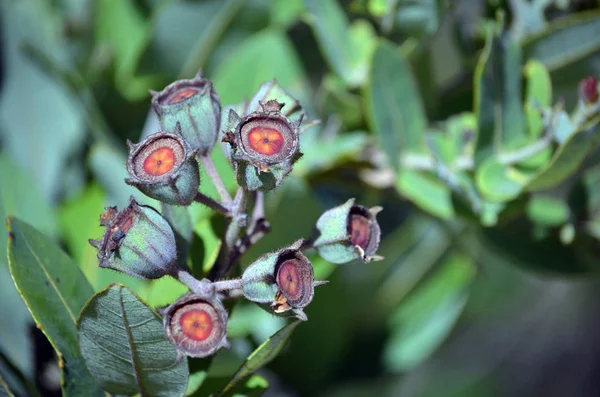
[89,197,177,279]
[241,239,325,321]
[222,100,303,191]
[151,70,221,155]
[125,132,200,205]
[163,293,229,358]
[313,198,383,264]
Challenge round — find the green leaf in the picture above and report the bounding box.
[526,115,600,191]
[0,0,85,201]
[0,373,15,397]
[476,158,523,202]
[396,169,454,219]
[0,154,57,378]
[365,40,427,168]
[474,23,527,165]
[7,219,103,397]
[522,11,600,72]
[213,30,310,111]
[383,252,475,372]
[526,195,569,226]
[95,0,158,99]
[78,284,189,396]
[524,60,552,138]
[216,320,301,396]
[270,0,304,28]
[304,0,376,87]
[88,142,153,208]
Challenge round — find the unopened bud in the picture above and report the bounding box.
[89,197,177,279]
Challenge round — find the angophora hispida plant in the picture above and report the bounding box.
[88,70,383,360]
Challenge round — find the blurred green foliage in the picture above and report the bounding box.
[2,0,600,396]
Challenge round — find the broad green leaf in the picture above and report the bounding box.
[294,129,370,177]
[0,374,15,397]
[0,0,85,201]
[152,0,244,78]
[474,24,527,165]
[88,142,152,208]
[526,115,600,191]
[304,0,376,87]
[390,0,443,38]
[145,276,188,308]
[396,170,454,219]
[524,60,552,138]
[526,195,569,226]
[213,30,310,111]
[216,320,301,396]
[0,154,57,378]
[383,252,475,372]
[476,158,523,202]
[78,284,189,396]
[366,40,427,168]
[95,0,158,99]
[271,0,304,28]
[522,11,600,72]
[7,219,103,397]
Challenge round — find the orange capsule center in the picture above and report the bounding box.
[350,214,371,249]
[143,147,175,176]
[180,310,213,341]
[277,261,300,298]
[167,88,198,104]
[248,127,284,156]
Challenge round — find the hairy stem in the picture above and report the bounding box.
[208,188,249,280]
[193,191,231,216]
[199,155,233,206]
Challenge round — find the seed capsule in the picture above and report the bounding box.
[313,198,383,264]
[241,239,325,320]
[223,99,303,191]
[89,197,177,279]
[125,132,200,205]
[151,69,221,155]
[163,294,229,358]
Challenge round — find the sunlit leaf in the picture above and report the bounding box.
[78,284,189,396]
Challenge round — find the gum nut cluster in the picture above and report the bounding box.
[125,132,200,206]
[151,69,221,155]
[240,239,327,321]
[89,197,177,279]
[163,294,229,358]
[313,198,383,264]
[222,99,303,192]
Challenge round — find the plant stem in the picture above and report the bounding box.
[199,154,233,206]
[213,279,243,291]
[193,191,231,216]
[208,188,249,280]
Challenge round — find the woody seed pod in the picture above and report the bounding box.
[163,294,229,358]
[313,198,383,264]
[125,132,199,206]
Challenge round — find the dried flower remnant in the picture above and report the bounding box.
[152,69,221,155]
[164,294,229,358]
[313,198,383,264]
[125,132,200,206]
[89,197,177,279]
